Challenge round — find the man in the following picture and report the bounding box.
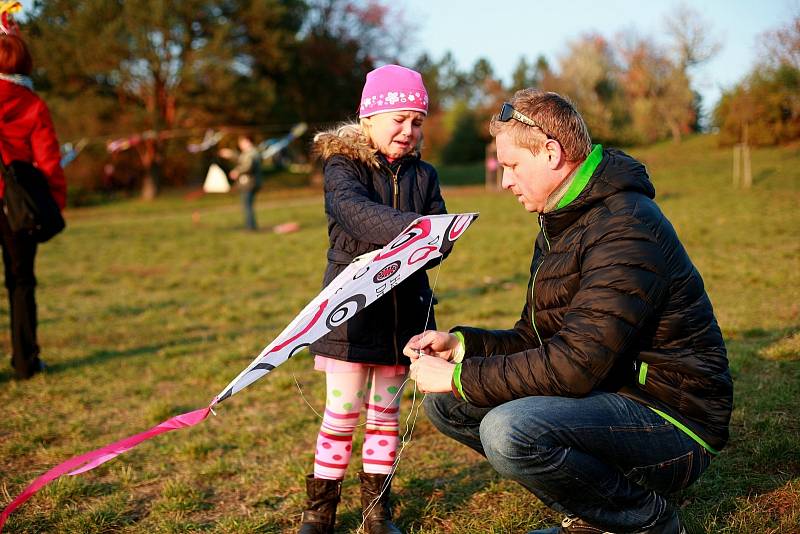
[404,90,732,534]
[221,135,262,231]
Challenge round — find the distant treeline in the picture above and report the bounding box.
[20,1,799,200]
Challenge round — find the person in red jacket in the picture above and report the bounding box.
[0,31,67,379]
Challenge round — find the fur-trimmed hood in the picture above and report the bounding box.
[312,122,421,168]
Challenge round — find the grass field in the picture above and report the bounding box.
[1,134,798,533]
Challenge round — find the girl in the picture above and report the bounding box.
[301,65,446,534]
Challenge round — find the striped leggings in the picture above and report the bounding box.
[313,368,407,480]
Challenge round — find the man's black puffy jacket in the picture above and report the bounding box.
[309,124,447,365]
[455,148,733,452]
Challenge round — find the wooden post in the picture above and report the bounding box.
[741,122,752,189]
[742,143,752,189]
[733,122,752,189]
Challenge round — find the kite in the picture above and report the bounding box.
[60,139,88,168]
[259,122,308,161]
[0,212,478,530]
[187,129,225,153]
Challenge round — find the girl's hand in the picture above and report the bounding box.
[404,330,460,361]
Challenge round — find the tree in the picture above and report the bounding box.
[663,3,721,71]
[758,12,800,70]
[440,101,485,165]
[25,0,306,199]
[713,13,800,146]
[617,35,695,144]
[662,4,720,129]
[23,0,406,198]
[417,56,502,164]
[714,64,800,146]
[412,51,473,162]
[413,51,471,113]
[543,34,627,144]
[281,0,413,124]
[510,55,548,92]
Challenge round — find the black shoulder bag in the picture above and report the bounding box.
[0,152,65,242]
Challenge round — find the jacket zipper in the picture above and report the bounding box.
[531,213,551,346]
[390,163,403,364]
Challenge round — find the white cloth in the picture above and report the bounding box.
[202,163,230,193]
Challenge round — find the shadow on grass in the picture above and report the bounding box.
[399,462,500,528]
[0,369,13,384]
[45,334,216,375]
[0,332,217,384]
[753,167,777,186]
[335,461,498,532]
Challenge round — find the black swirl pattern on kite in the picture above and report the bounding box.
[353,264,370,280]
[325,294,367,329]
[441,214,476,255]
[289,343,310,358]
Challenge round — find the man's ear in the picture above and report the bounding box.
[544,139,564,170]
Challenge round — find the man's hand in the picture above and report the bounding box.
[403,330,460,361]
[409,355,456,393]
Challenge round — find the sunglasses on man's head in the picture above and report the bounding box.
[498,102,553,140]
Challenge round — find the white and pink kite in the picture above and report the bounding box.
[0,212,478,530]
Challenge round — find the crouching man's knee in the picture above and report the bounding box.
[479,404,530,475]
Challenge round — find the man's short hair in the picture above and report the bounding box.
[490,89,592,162]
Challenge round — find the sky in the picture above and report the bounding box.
[400,0,796,116]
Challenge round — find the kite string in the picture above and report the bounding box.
[292,259,444,532]
[355,260,442,533]
[292,257,444,424]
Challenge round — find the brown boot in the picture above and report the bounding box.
[298,474,342,534]
[359,471,402,534]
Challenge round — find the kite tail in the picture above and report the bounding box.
[0,403,215,531]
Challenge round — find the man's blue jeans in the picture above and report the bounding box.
[240,188,258,230]
[423,392,711,532]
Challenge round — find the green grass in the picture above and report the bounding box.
[1,134,798,533]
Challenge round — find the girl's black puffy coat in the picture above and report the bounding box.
[309,126,446,366]
[455,149,733,452]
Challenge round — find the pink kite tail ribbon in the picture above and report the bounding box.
[0,403,216,531]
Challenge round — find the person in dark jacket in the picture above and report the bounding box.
[219,134,262,231]
[404,90,732,534]
[299,65,446,534]
[0,30,67,380]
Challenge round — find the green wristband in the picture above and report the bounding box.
[452,331,466,363]
[452,362,469,402]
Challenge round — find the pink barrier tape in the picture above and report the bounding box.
[0,405,213,531]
